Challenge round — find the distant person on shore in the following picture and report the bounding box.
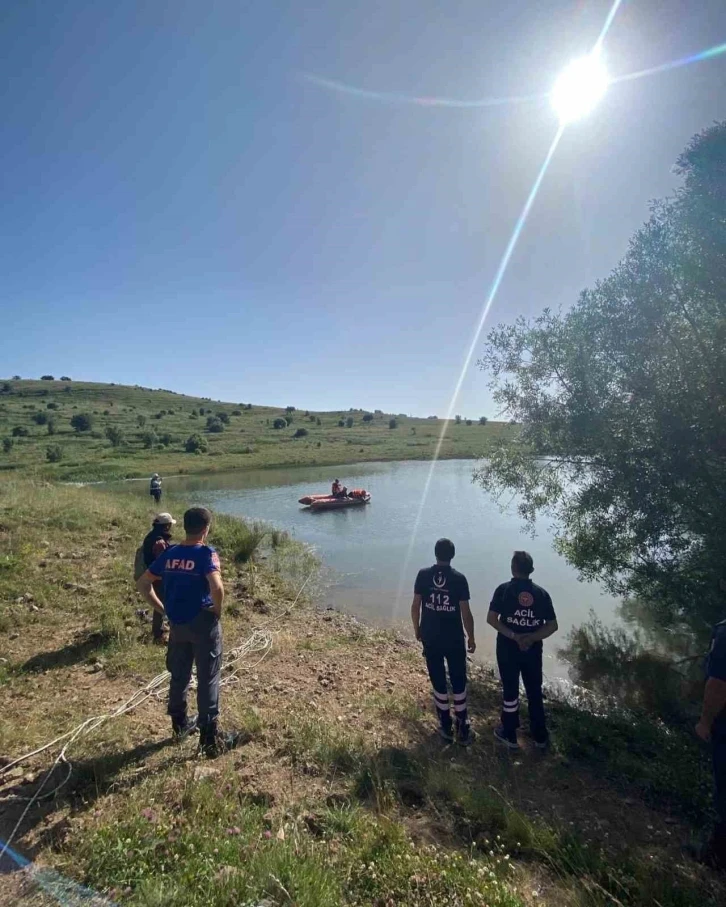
[137,507,240,757]
[487,551,558,751]
[150,473,162,504]
[140,513,176,643]
[691,579,726,870]
[411,538,476,745]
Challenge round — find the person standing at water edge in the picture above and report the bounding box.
[411,538,476,745]
[692,584,726,870]
[487,551,558,751]
[137,507,239,757]
[141,512,176,643]
[150,473,162,504]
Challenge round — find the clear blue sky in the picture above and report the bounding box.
[2,1,725,416]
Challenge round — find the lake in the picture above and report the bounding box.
[133,459,619,679]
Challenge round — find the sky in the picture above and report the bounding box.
[1,1,725,417]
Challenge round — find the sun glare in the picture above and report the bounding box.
[551,53,609,123]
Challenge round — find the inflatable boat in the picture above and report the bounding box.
[299,489,371,510]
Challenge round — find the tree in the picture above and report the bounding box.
[466,419,473,426]
[388,418,398,429]
[285,406,296,413]
[40,375,54,381]
[70,413,93,433]
[141,430,158,449]
[362,413,374,423]
[475,122,726,676]
[316,417,322,426]
[158,432,174,447]
[2,438,13,453]
[217,412,230,424]
[105,426,124,447]
[338,419,345,427]
[137,415,147,428]
[46,445,63,463]
[346,416,354,428]
[1,382,12,394]
[185,433,208,453]
[273,418,287,429]
[454,415,462,424]
[60,376,71,381]
[293,427,308,438]
[479,416,488,425]
[47,402,59,410]
[32,412,48,425]
[12,375,21,380]
[206,416,224,433]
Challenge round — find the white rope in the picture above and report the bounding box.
[0,567,315,863]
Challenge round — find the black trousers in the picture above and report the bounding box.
[423,639,468,728]
[714,731,726,827]
[151,489,161,504]
[166,610,222,730]
[496,635,547,742]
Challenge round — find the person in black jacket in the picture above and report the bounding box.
[142,513,176,642]
[411,538,476,745]
[487,551,558,751]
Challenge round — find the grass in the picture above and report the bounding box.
[1,478,724,907]
[0,378,513,481]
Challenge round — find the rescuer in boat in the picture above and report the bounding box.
[331,479,347,499]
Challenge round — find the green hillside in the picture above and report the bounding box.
[0,378,512,481]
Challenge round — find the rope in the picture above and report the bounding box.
[0,567,316,863]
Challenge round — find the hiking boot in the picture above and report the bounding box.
[171,714,198,740]
[199,726,244,759]
[456,722,475,747]
[438,723,455,743]
[532,737,550,752]
[493,725,520,751]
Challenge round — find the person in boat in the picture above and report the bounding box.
[411,538,475,746]
[150,473,162,504]
[331,479,343,498]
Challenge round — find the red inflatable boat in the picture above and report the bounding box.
[299,489,371,510]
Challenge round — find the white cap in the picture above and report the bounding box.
[153,512,176,525]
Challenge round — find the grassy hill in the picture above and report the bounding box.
[0,378,513,482]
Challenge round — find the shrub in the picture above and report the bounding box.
[273,418,287,429]
[2,438,13,453]
[64,386,71,393]
[246,403,253,410]
[466,419,473,426]
[455,414,462,424]
[47,419,56,436]
[158,432,174,446]
[103,410,110,416]
[185,433,208,453]
[338,419,345,427]
[12,375,21,380]
[479,416,488,425]
[198,407,205,416]
[362,413,374,422]
[316,441,321,447]
[70,413,93,432]
[141,430,158,449]
[217,412,230,424]
[285,406,296,413]
[1,382,12,394]
[137,415,146,427]
[60,376,71,381]
[231,409,242,416]
[293,427,309,438]
[32,412,48,425]
[206,416,224,433]
[346,417,354,428]
[11,426,29,437]
[189,412,198,419]
[46,445,63,462]
[40,375,54,381]
[388,418,398,429]
[316,417,322,426]
[47,402,59,410]
[105,426,124,447]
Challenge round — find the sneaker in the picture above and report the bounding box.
[493,726,520,751]
[456,722,475,747]
[200,728,244,759]
[172,714,198,740]
[438,724,455,743]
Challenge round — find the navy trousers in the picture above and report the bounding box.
[496,635,547,743]
[714,730,726,826]
[166,610,222,730]
[423,639,468,729]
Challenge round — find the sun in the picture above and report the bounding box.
[551,53,609,124]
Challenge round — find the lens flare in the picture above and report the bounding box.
[551,53,609,124]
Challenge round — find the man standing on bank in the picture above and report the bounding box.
[411,538,476,745]
[487,551,558,751]
[137,506,238,757]
[693,589,726,870]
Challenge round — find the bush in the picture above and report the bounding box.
[2,438,13,453]
[316,417,322,426]
[12,375,20,380]
[284,415,294,425]
[185,433,208,453]
[70,413,93,433]
[105,426,124,447]
[32,412,48,425]
[46,445,63,463]
[293,428,309,438]
[47,402,59,410]
[455,414,462,424]
[64,385,71,393]
[346,417,354,428]
[338,419,345,427]
[11,426,29,437]
[158,433,174,447]
[40,375,54,381]
[273,418,287,429]
[60,376,71,382]
[198,407,205,416]
[388,418,398,429]
[466,419,473,426]
[479,416,488,425]
[189,412,198,419]
[1,382,12,394]
[285,406,296,413]
[47,419,56,435]
[362,413,374,422]
[206,416,224,433]
[231,409,242,416]
[141,430,158,449]
[217,412,230,424]
[136,415,146,427]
